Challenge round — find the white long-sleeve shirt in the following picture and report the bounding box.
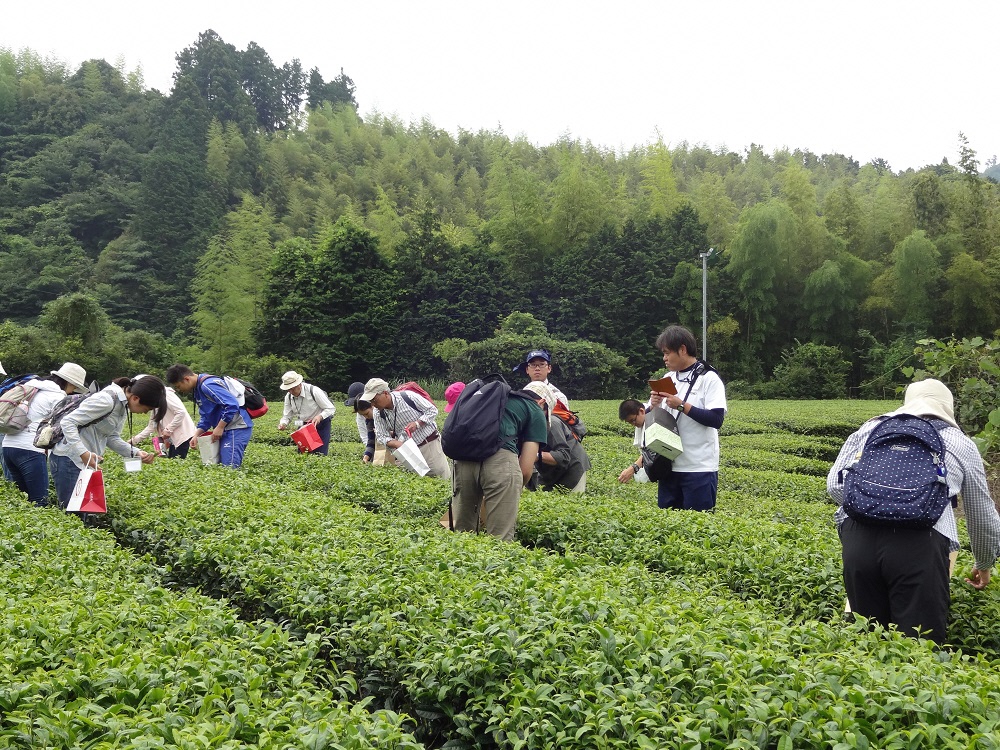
[278,383,336,428]
[52,383,135,470]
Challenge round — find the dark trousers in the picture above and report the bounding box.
[314,416,332,455]
[840,517,950,644]
[657,470,717,511]
[167,441,190,459]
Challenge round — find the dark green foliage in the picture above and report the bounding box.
[255,219,398,390]
[4,38,1000,395]
[392,210,519,376]
[760,341,852,399]
[906,335,1000,454]
[442,319,631,399]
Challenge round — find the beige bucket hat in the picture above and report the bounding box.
[51,362,88,393]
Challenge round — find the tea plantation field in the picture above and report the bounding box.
[4,399,1000,749]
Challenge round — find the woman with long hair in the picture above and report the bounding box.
[49,375,168,509]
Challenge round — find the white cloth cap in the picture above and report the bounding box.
[891,378,959,429]
[360,377,390,403]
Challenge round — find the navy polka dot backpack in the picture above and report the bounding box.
[841,414,950,528]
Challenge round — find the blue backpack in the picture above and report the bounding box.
[841,415,950,528]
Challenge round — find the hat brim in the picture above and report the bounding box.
[52,369,87,393]
[344,396,358,407]
[360,389,383,403]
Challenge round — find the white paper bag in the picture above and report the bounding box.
[67,468,107,513]
[391,438,430,476]
[198,435,220,465]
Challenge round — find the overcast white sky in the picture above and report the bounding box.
[5,1,998,172]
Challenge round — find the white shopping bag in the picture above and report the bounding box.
[198,435,220,465]
[392,438,430,476]
[67,468,107,513]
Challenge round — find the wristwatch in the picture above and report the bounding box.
[631,462,640,473]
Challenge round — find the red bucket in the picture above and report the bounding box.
[291,423,323,453]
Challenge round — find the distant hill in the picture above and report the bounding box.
[985,164,1000,182]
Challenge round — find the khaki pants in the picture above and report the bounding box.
[373,442,395,467]
[419,438,451,480]
[452,450,522,541]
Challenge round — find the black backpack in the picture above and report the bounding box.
[442,375,536,462]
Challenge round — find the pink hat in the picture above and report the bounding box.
[444,381,466,412]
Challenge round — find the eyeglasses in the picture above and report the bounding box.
[624,415,639,426]
[526,361,549,369]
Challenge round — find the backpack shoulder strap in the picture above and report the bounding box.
[398,391,421,412]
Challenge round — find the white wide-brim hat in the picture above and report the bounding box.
[51,362,88,393]
[280,370,304,391]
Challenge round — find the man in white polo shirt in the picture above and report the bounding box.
[648,325,727,511]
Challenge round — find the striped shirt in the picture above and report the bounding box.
[828,417,1000,571]
[372,391,438,445]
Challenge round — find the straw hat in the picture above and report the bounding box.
[279,371,304,391]
[51,362,87,393]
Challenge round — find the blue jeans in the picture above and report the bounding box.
[2,447,51,506]
[0,436,12,481]
[657,470,718,511]
[49,453,82,510]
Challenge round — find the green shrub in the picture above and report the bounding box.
[760,341,851,399]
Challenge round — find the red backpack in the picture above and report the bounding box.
[394,381,433,403]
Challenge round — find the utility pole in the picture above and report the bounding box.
[699,248,715,360]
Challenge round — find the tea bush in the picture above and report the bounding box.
[13,396,1000,748]
[0,491,422,749]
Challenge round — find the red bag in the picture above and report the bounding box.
[394,381,433,403]
[291,422,323,453]
[66,468,107,513]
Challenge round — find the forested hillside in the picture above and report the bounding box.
[2,30,998,395]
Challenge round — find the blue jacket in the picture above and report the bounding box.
[195,375,251,433]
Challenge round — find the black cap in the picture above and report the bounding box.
[344,381,365,406]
